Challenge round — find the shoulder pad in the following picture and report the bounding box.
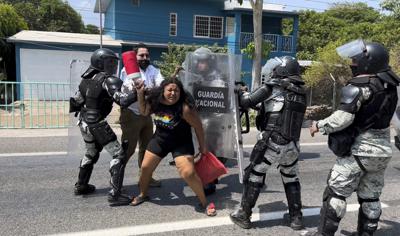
[377,71,399,86]
[105,76,123,87]
[340,85,361,104]
[348,76,370,85]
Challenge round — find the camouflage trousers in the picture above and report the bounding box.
[327,155,391,219]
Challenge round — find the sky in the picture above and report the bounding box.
[67,0,382,27]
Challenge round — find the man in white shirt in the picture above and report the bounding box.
[120,43,164,187]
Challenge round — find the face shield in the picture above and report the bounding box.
[103,57,119,75]
[336,39,367,59]
[261,57,283,80]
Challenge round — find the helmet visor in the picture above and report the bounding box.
[103,58,119,75]
[336,39,366,59]
[262,57,282,79]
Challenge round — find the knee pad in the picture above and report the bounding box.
[323,187,347,219]
[80,153,100,167]
[249,138,269,164]
[358,197,381,220]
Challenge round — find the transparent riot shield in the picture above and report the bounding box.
[68,59,90,158]
[182,52,245,182]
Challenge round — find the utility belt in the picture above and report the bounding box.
[80,108,104,124]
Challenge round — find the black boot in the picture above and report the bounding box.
[356,207,379,236]
[315,190,343,236]
[284,182,303,230]
[74,165,96,195]
[230,182,261,229]
[108,158,131,207]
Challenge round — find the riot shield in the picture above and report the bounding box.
[182,52,246,182]
[68,59,90,158]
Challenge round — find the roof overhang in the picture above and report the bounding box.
[7,30,121,48]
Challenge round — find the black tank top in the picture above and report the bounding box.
[152,102,192,140]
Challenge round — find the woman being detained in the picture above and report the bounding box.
[131,77,216,216]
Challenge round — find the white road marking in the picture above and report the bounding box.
[0,151,67,157]
[49,203,389,236]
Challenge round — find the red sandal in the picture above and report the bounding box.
[205,202,217,217]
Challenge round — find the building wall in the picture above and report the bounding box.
[109,0,226,46]
[15,43,121,99]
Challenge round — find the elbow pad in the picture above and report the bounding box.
[117,90,138,108]
[104,76,123,97]
[239,85,271,109]
[338,85,361,113]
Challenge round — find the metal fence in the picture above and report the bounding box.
[0,81,71,128]
[240,32,294,52]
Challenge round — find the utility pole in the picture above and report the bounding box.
[99,0,103,48]
[329,73,337,109]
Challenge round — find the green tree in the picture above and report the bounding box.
[297,3,384,60]
[84,24,100,34]
[381,0,400,19]
[6,0,85,33]
[0,3,27,80]
[389,44,400,75]
[154,43,227,78]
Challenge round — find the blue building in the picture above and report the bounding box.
[8,0,298,88]
[96,0,298,85]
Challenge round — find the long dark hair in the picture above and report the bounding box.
[146,76,195,113]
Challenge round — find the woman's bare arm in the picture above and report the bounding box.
[182,103,207,154]
[137,84,151,116]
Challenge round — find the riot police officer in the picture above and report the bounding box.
[309,40,400,235]
[192,47,230,195]
[70,48,137,206]
[230,56,307,230]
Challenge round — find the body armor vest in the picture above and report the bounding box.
[79,72,114,123]
[258,82,306,143]
[349,76,398,130]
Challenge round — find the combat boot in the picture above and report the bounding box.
[74,165,96,195]
[230,182,261,229]
[284,182,303,230]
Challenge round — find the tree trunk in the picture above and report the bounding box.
[250,0,263,91]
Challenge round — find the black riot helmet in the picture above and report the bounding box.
[261,56,300,83]
[336,39,389,76]
[193,47,215,73]
[90,48,119,75]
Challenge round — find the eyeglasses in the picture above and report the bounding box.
[138,54,150,58]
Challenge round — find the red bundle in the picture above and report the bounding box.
[122,51,141,81]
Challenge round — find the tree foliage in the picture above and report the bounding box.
[241,40,273,60]
[84,24,100,34]
[380,0,400,19]
[4,0,85,33]
[154,43,227,78]
[297,2,400,60]
[0,3,27,79]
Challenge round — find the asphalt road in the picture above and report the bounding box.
[0,129,399,236]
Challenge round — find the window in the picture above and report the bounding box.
[131,0,140,7]
[194,15,223,39]
[225,17,234,36]
[170,13,177,36]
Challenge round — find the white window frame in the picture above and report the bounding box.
[193,15,224,39]
[169,13,177,36]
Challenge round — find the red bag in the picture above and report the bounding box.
[194,152,228,185]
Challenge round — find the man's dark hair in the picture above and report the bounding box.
[133,43,148,53]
